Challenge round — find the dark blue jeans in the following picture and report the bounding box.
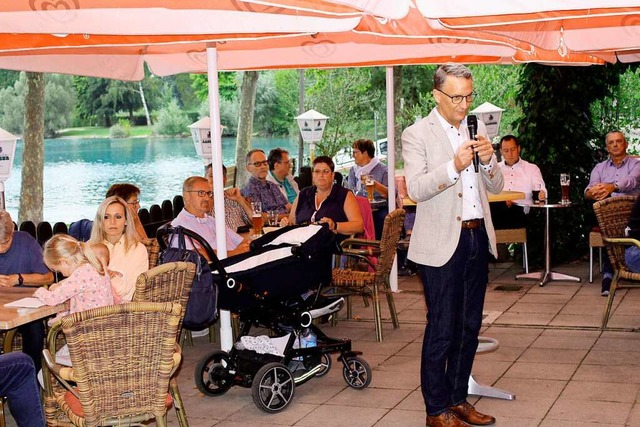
[417,226,489,416]
[0,352,45,427]
[18,320,45,372]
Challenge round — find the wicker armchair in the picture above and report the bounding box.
[593,196,640,329]
[330,208,405,341]
[142,238,161,269]
[132,262,196,427]
[42,302,183,427]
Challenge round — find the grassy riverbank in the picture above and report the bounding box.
[56,126,154,138]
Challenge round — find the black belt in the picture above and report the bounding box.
[461,218,484,229]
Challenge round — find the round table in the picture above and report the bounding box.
[515,201,581,287]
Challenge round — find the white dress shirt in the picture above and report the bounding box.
[499,158,547,211]
[435,110,493,221]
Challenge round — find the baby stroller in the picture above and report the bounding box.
[161,224,372,413]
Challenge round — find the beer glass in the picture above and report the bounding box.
[560,173,570,205]
[365,175,375,202]
[251,201,263,238]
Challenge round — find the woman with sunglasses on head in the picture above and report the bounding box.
[105,183,148,240]
[282,156,363,238]
[89,196,149,302]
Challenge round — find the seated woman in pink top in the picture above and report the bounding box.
[33,234,114,325]
[89,196,149,302]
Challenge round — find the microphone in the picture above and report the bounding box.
[467,115,479,173]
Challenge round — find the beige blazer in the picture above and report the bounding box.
[402,109,503,267]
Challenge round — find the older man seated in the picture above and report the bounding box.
[172,176,251,259]
[241,149,290,215]
[0,211,54,371]
[205,163,252,233]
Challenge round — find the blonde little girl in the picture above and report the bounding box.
[34,234,114,324]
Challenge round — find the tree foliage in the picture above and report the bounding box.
[0,72,74,137]
[153,100,190,136]
[305,68,384,158]
[514,63,621,265]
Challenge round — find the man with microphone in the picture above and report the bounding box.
[402,63,503,427]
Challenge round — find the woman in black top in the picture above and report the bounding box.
[283,156,363,236]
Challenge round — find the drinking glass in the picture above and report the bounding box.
[251,201,263,238]
[560,173,571,205]
[365,175,375,202]
[532,182,541,204]
[267,210,279,227]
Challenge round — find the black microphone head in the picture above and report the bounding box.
[467,115,478,140]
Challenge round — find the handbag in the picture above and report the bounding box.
[159,226,218,329]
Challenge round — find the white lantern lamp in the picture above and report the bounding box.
[295,109,328,162]
[0,128,18,210]
[470,102,505,140]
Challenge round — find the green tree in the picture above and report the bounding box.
[254,70,298,136]
[153,99,190,136]
[235,71,259,187]
[305,68,383,158]
[514,63,621,265]
[0,70,19,90]
[191,72,238,102]
[20,72,45,223]
[0,73,74,137]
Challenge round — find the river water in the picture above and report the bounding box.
[5,136,300,224]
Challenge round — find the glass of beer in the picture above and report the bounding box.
[560,173,571,205]
[365,175,375,202]
[532,182,541,204]
[251,201,263,238]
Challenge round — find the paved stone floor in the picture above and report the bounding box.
[9,258,640,426]
[162,259,640,426]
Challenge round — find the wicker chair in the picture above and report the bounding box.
[132,262,196,427]
[589,228,605,283]
[142,238,161,269]
[42,302,183,427]
[330,208,405,341]
[495,228,529,273]
[593,196,640,329]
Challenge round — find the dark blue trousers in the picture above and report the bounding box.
[417,226,489,416]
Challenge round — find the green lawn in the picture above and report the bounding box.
[56,126,154,138]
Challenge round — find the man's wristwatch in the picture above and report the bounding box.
[17,273,24,286]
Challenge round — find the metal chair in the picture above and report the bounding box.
[592,196,640,329]
[42,302,184,427]
[329,208,405,341]
[495,228,529,273]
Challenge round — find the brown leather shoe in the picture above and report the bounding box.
[449,401,496,426]
[426,410,471,427]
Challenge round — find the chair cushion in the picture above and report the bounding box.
[332,268,375,288]
[64,389,173,417]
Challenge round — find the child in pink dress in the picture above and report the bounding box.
[34,235,114,325]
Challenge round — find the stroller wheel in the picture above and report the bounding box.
[251,362,296,413]
[195,350,233,396]
[315,353,332,377]
[342,356,372,389]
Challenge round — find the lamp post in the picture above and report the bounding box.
[0,128,17,210]
[470,102,505,140]
[188,116,213,162]
[295,109,328,163]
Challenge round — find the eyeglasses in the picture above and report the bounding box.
[186,190,213,198]
[313,169,333,175]
[278,160,291,165]
[435,88,475,104]
[250,160,269,167]
[352,150,361,156]
[127,199,140,207]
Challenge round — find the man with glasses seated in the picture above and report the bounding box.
[105,183,148,239]
[241,149,290,215]
[266,148,299,204]
[172,176,251,259]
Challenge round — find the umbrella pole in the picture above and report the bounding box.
[386,66,399,292]
[206,44,233,352]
